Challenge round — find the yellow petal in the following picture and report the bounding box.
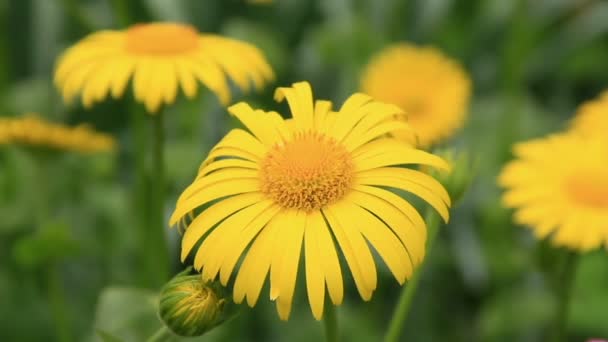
[233,215,282,306]
[195,200,274,281]
[344,201,411,284]
[228,102,285,146]
[354,139,450,171]
[175,59,198,98]
[356,174,450,222]
[328,93,374,140]
[198,158,259,176]
[219,204,281,284]
[274,210,306,320]
[179,193,265,260]
[323,203,376,300]
[274,82,314,131]
[179,168,258,202]
[350,186,425,265]
[170,179,260,224]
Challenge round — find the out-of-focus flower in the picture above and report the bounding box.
[499,133,608,251]
[54,22,274,113]
[0,115,116,153]
[159,268,235,337]
[360,43,471,147]
[570,90,608,139]
[170,81,451,320]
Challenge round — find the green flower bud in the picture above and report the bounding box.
[158,268,235,337]
[428,149,476,204]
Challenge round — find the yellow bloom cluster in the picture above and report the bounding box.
[570,90,608,139]
[361,43,471,147]
[0,115,116,153]
[499,91,608,251]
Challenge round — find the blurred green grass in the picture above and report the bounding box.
[1,0,608,341]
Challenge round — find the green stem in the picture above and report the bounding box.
[59,0,96,32]
[131,105,151,287]
[323,304,338,342]
[48,265,71,342]
[32,153,71,342]
[146,325,172,342]
[553,251,579,342]
[150,110,170,286]
[110,0,130,27]
[384,209,442,342]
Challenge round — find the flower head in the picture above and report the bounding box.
[360,43,471,147]
[54,22,274,113]
[570,90,608,139]
[0,115,115,153]
[170,81,451,320]
[499,133,608,251]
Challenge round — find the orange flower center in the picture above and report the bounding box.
[566,171,608,209]
[260,132,354,211]
[126,23,199,55]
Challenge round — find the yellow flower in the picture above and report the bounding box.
[499,133,608,251]
[170,81,451,320]
[0,115,116,153]
[360,43,471,147]
[54,22,274,113]
[570,90,608,139]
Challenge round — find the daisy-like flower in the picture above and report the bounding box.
[0,115,116,153]
[570,90,608,139]
[499,133,608,251]
[170,81,451,320]
[54,22,274,113]
[360,43,471,147]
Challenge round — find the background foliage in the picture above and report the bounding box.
[1,0,608,341]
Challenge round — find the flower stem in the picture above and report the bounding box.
[150,110,170,286]
[47,265,71,342]
[131,106,169,288]
[323,304,338,342]
[384,209,441,342]
[146,325,172,342]
[552,251,579,342]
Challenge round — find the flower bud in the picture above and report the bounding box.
[158,268,235,336]
[427,149,476,204]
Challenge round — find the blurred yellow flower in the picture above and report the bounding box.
[570,90,608,139]
[170,81,451,320]
[54,22,274,113]
[0,115,116,153]
[499,133,608,251]
[361,43,471,147]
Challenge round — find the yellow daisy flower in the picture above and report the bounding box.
[54,22,274,113]
[0,115,116,153]
[499,133,608,251]
[360,43,471,147]
[570,90,608,139]
[170,81,451,320]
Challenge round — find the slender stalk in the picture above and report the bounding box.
[110,0,130,27]
[131,105,151,287]
[323,304,338,342]
[47,265,71,342]
[59,0,96,32]
[150,110,170,286]
[33,152,71,342]
[384,209,441,342]
[552,251,579,342]
[146,325,172,342]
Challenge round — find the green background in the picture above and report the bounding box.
[1,0,608,341]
